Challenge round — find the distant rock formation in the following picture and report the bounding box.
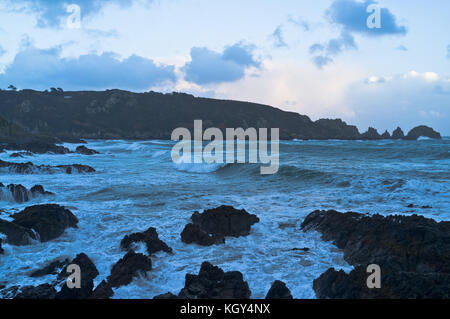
[391,127,405,139]
[0,159,95,174]
[361,127,381,140]
[404,125,442,140]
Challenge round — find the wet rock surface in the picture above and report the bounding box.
[265,280,293,299]
[29,258,69,278]
[0,218,37,245]
[13,284,57,299]
[75,145,99,155]
[12,204,78,242]
[90,280,114,299]
[107,251,152,288]
[56,253,99,299]
[301,210,450,298]
[181,205,259,246]
[0,159,95,174]
[120,227,172,256]
[0,183,53,203]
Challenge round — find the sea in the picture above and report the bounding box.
[0,137,449,298]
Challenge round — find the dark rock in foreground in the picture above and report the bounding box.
[56,253,99,299]
[179,262,251,299]
[0,218,37,245]
[181,206,259,246]
[12,204,78,243]
[313,265,450,299]
[90,280,114,299]
[301,210,450,299]
[30,258,69,278]
[156,262,251,299]
[75,145,99,155]
[404,125,442,140]
[0,159,95,174]
[120,227,172,256]
[265,280,293,299]
[14,284,57,299]
[107,251,152,288]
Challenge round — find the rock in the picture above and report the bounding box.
[6,184,29,203]
[3,141,70,154]
[0,183,53,203]
[90,280,114,299]
[12,204,78,242]
[56,253,99,299]
[75,145,99,155]
[30,184,54,196]
[181,206,259,246]
[120,227,172,256]
[265,280,293,299]
[14,284,57,299]
[404,125,441,140]
[0,238,4,254]
[291,247,310,252]
[10,151,33,158]
[391,127,405,139]
[361,127,381,140]
[301,210,450,299]
[107,251,152,288]
[178,262,251,299]
[0,159,95,174]
[30,258,69,277]
[380,130,391,139]
[153,292,179,299]
[181,223,224,246]
[313,265,450,299]
[0,218,37,245]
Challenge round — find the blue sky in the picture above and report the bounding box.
[0,0,449,134]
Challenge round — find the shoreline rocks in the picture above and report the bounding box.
[0,183,54,203]
[0,159,95,174]
[301,210,450,299]
[11,204,78,243]
[120,227,172,256]
[265,280,293,299]
[156,262,251,299]
[75,145,99,155]
[181,205,259,246]
[107,251,152,288]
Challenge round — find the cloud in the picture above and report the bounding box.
[271,25,288,48]
[346,71,450,135]
[396,45,407,51]
[327,0,407,37]
[182,42,260,85]
[0,46,176,91]
[310,31,357,68]
[287,15,310,32]
[19,0,134,27]
[447,44,450,59]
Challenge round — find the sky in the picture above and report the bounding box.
[0,0,449,135]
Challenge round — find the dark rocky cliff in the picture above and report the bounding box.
[0,89,442,142]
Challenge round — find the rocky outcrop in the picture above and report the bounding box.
[10,151,33,158]
[404,125,442,140]
[56,253,99,299]
[380,130,391,139]
[0,183,53,203]
[181,206,259,246]
[0,218,37,245]
[391,127,405,139]
[265,280,293,299]
[120,227,172,256]
[90,280,114,299]
[11,204,78,242]
[30,258,69,278]
[155,262,251,299]
[107,251,152,288]
[0,159,95,174]
[75,145,99,155]
[301,210,450,299]
[3,141,70,154]
[361,127,381,140]
[14,284,57,299]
